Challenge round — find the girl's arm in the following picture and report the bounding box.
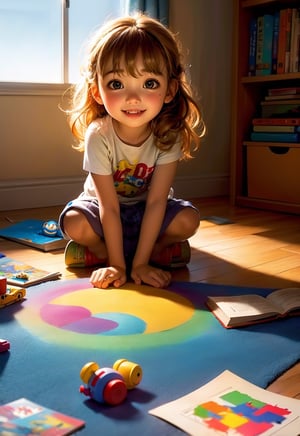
[131,160,178,287]
[90,173,126,288]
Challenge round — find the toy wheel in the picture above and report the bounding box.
[103,379,127,405]
[80,362,99,384]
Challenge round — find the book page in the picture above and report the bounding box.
[209,295,281,318]
[149,370,300,436]
[266,288,300,314]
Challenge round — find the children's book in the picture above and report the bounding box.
[267,87,300,96]
[149,370,300,436]
[0,398,85,435]
[206,287,300,328]
[264,94,300,100]
[248,17,257,76]
[0,219,66,252]
[250,131,300,142]
[255,14,274,76]
[0,255,61,287]
[252,117,300,125]
[253,124,300,133]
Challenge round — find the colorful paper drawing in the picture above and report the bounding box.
[192,390,291,435]
[149,370,300,436]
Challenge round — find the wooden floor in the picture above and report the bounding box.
[1,196,299,399]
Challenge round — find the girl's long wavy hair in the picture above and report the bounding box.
[64,14,205,159]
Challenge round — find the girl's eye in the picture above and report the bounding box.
[108,80,123,90]
[144,79,159,89]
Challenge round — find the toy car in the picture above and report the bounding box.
[0,339,10,352]
[0,286,26,308]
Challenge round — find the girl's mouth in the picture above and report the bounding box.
[123,109,145,115]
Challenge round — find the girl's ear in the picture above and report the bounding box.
[90,83,103,105]
[164,79,178,104]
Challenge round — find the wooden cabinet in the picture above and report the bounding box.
[231,0,300,214]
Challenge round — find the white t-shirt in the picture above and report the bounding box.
[83,117,182,204]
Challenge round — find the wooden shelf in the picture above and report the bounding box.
[243,0,278,7]
[242,0,300,8]
[242,72,300,83]
[231,0,300,215]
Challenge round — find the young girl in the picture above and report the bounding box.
[59,14,205,290]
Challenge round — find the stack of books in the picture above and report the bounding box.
[261,87,300,117]
[250,86,300,143]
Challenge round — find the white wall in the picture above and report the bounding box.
[0,0,233,210]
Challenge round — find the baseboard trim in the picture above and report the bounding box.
[0,174,229,211]
[173,173,229,199]
[0,177,85,211]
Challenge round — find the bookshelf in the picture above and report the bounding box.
[231,0,300,214]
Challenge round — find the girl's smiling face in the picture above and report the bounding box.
[92,51,176,143]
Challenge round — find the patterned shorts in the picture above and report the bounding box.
[59,194,199,264]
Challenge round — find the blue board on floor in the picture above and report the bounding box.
[0,219,65,251]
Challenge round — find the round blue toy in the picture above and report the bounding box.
[42,220,60,237]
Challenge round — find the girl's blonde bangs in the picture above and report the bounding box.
[97,28,167,77]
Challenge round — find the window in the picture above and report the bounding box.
[0,0,126,85]
[68,0,126,83]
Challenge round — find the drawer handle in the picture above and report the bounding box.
[269,146,290,155]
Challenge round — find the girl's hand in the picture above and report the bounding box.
[131,264,171,288]
[90,266,127,289]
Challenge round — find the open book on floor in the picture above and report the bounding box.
[0,255,61,287]
[206,287,300,328]
[0,397,85,435]
[0,219,66,251]
[149,370,300,436]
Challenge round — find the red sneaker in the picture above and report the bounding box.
[151,240,191,269]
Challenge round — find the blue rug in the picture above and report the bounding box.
[1,279,299,435]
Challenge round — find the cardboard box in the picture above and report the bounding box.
[247,143,300,204]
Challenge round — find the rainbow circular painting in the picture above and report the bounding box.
[15,279,212,350]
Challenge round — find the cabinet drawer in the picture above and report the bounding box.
[246,144,300,204]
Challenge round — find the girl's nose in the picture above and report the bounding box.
[125,90,141,103]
